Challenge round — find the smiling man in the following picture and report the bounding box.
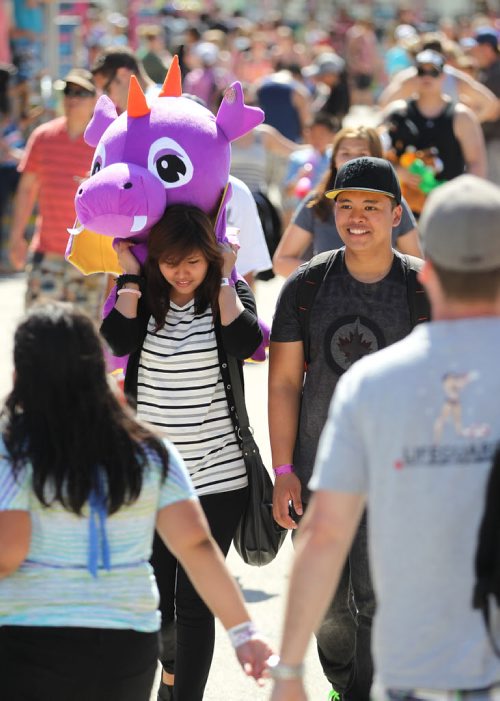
[268,157,429,700]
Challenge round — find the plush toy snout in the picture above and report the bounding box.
[75,162,166,239]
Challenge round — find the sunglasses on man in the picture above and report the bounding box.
[416,66,442,78]
[64,85,95,98]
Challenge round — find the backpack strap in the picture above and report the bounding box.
[296,249,341,366]
[297,251,430,367]
[400,254,431,328]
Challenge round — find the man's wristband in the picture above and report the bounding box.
[273,464,294,476]
[267,655,304,680]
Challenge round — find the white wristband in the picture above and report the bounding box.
[227,621,258,649]
[221,277,231,287]
[117,287,142,299]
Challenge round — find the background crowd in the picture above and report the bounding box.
[0,1,499,274]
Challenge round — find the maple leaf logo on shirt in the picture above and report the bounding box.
[337,325,373,363]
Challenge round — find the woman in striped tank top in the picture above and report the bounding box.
[101,204,263,701]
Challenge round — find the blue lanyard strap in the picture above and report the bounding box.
[88,470,111,577]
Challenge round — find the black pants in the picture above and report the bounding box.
[0,166,20,251]
[151,487,248,701]
[316,513,375,700]
[0,625,158,701]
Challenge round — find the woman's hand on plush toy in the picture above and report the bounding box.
[115,241,141,275]
[219,242,238,277]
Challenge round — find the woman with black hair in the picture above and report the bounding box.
[100,204,263,701]
[0,302,272,701]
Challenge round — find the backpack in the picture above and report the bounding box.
[473,445,500,656]
[252,191,282,281]
[296,249,431,366]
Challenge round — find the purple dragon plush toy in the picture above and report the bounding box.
[67,58,269,361]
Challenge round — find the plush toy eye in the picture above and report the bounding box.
[90,142,106,177]
[156,154,187,183]
[148,137,193,189]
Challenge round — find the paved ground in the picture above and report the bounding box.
[0,272,331,701]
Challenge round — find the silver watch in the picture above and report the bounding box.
[220,277,231,287]
[267,654,304,680]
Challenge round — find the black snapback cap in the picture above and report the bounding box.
[326,157,402,205]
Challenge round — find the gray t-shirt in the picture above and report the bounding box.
[311,319,500,690]
[271,250,412,498]
[293,194,417,255]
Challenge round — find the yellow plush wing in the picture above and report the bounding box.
[66,230,121,276]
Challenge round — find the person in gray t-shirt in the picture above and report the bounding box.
[269,175,500,701]
[269,157,426,700]
[273,125,422,279]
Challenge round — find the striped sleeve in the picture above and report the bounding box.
[158,439,198,510]
[0,445,30,511]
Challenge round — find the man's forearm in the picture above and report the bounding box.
[268,384,301,465]
[280,539,345,664]
[10,178,38,243]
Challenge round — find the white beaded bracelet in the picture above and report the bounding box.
[227,621,258,649]
[117,288,142,299]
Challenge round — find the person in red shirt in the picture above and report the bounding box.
[9,68,106,320]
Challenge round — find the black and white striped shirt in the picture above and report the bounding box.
[136,301,247,496]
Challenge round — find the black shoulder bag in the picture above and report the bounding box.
[228,355,287,566]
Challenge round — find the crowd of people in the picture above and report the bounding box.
[1,3,500,701]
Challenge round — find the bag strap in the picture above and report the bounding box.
[296,249,341,366]
[226,355,254,446]
[400,253,431,328]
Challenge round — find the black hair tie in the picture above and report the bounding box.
[116,274,146,293]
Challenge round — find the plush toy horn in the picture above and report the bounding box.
[158,55,182,98]
[127,75,151,118]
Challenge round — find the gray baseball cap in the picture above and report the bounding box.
[419,175,500,271]
[302,52,345,78]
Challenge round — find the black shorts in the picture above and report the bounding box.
[0,625,159,701]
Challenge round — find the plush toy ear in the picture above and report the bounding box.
[215,82,264,143]
[84,95,119,147]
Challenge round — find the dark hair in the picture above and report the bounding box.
[90,46,150,85]
[432,262,500,302]
[308,126,383,221]
[1,303,168,515]
[306,111,340,132]
[145,205,224,330]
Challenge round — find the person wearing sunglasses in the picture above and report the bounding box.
[381,49,487,217]
[8,67,107,321]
